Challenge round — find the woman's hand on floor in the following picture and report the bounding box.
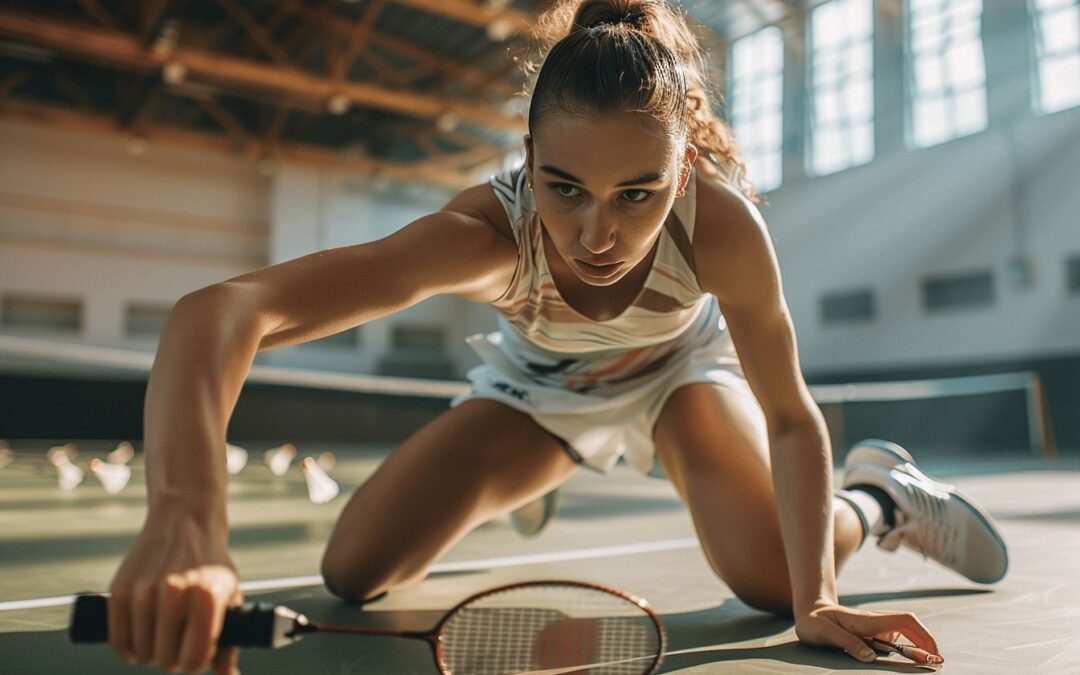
[795,601,944,665]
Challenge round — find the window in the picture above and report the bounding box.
[906,0,989,148]
[922,269,995,312]
[1067,255,1080,294]
[0,294,82,333]
[809,0,875,175]
[821,288,876,323]
[730,27,784,193]
[124,303,172,339]
[1031,0,1080,114]
[299,328,361,351]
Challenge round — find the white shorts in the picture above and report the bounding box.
[450,326,752,476]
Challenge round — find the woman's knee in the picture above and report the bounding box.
[726,573,793,616]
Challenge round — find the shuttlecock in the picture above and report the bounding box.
[47,443,78,466]
[225,443,248,475]
[263,443,297,477]
[0,442,13,471]
[315,451,336,472]
[107,441,135,465]
[52,453,84,491]
[300,457,339,504]
[90,457,131,494]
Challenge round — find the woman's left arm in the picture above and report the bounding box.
[693,182,836,618]
[693,180,941,664]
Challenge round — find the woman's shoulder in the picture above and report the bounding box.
[441,178,517,245]
[690,164,774,295]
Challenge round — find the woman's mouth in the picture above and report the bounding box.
[574,259,625,279]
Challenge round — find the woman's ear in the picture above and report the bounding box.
[678,142,699,196]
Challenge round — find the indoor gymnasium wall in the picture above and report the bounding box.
[761,1,1080,373]
[0,119,267,348]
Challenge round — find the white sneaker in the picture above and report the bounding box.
[843,439,1009,584]
[510,489,560,538]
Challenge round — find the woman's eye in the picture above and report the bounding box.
[623,189,653,203]
[551,183,581,197]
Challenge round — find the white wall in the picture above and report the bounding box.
[0,120,267,348]
[760,2,1080,374]
[0,119,495,377]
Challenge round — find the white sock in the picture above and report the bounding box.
[835,489,886,544]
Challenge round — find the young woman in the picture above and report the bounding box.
[106,1,1007,673]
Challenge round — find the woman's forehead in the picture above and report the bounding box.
[531,113,678,176]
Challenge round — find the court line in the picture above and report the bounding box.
[0,537,698,613]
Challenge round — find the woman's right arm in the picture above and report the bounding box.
[107,186,516,674]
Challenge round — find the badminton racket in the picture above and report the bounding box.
[70,579,666,674]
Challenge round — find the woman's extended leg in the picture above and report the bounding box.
[320,399,578,602]
[652,382,865,614]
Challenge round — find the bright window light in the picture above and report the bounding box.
[906,0,989,148]
[1031,0,1080,113]
[730,27,785,193]
[809,0,875,175]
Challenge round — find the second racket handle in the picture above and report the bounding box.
[68,594,309,649]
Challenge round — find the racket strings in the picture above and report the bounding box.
[438,584,663,675]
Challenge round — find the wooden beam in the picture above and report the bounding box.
[392,0,531,34]
[0,8,524,132]
[78,0,120,30]
[0,98,474,190]
[196,97,250,150]
[214,0,294,67]
[331,0,385,83]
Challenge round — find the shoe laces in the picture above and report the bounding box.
[877,466,959,568]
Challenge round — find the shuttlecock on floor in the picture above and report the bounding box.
[264,443,297,477]
[301,457,339,504]
[51,452,84,491]
[315,451,336,472]
[90,458,131,494]
[0,442,13,471]
[47,443,78,467]
[225,443,248,475]
[107,441,135,465]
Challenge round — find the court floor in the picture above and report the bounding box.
[1,440,1078,674]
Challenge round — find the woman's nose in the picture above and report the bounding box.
[579,218,616,254]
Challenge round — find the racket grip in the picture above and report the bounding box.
[69,594,309,649]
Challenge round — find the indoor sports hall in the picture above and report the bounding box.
[1,1,1078,674]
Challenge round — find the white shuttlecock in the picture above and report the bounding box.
[0,444,13,471]
[225,443,249,475]
[47,443,78,467]
[90,458,131,494]
[300,457,339,504]
[55,456,84,491]
[315,452,336,472]
[107,441,135,465]
[263,443,297,477]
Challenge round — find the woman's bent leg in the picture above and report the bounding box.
[321,399,577,603]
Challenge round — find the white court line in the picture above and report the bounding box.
[0,537,698,613]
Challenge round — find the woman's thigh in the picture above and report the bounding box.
[321,398,577,601]
[653,382,792,611]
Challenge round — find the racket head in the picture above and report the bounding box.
[433,580,666,675]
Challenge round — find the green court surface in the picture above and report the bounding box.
[1,441,1078,674]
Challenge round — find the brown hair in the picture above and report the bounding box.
[520,0,758,202]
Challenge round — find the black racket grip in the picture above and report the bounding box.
[69,594,285,648]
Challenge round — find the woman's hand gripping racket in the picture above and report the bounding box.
[71,580,668,674]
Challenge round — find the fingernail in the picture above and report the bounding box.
[928,654,944,665]
[859,648,876,661]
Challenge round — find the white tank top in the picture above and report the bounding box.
[482,163,727,392]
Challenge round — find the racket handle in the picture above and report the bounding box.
[69,594,310,649]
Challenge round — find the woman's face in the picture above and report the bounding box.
[525,112,696,287]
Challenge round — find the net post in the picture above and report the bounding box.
[1025,373,1057,461]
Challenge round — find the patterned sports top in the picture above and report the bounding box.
[478,163,728,393]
